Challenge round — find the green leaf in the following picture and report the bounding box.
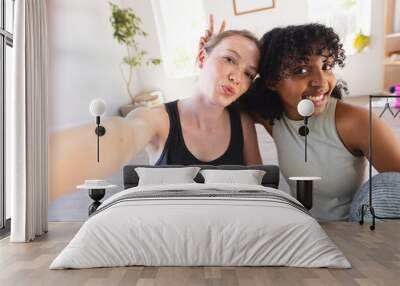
[109,2,146,46]
[110,1,161,89]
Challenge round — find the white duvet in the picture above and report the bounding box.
[50,183,350,269]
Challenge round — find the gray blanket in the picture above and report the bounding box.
[92,188,309,217]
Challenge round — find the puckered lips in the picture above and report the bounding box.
[221,84,236,97]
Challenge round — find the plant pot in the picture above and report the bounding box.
[119,91,164,117]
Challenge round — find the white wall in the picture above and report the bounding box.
[134,0,384,99]
[47,0,140,131]
[121,0,198,102]
[47,0,385,131]
[334,0,384,96]
[395,0,400,33]
[202,0,384,97]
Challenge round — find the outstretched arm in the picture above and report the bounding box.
[48,107,163,202]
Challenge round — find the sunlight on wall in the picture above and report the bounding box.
[151,0,206,78]
[307,0,372,56]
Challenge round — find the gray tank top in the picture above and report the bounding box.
[273,98,367,221]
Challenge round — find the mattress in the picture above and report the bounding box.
[50,183,350,269]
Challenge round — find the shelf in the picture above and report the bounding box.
[384,58,400,66]
[383,66,400,90]
[383,0,400,91]
[385,33,400,39]
[384,35,400,55]
[379,91,394,96]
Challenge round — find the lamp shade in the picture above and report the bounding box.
[297,99,314,117]
[89,98,107,117]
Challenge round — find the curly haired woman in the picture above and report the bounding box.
[240,24,400,221]
[201,21,400,221]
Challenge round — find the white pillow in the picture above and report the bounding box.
[135,167,200,186]
[200,169,266,185]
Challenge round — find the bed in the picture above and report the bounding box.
[50,165,350,269]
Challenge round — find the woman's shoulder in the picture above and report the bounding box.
[127,104,168,119]
[238,111,253,125]
[251,113,272,135]
[125,104,169,133]
[335,100,369,156]
[335,100,369,126]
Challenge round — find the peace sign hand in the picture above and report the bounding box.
[197,14,226,63]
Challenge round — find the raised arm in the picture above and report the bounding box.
[197,14,226,62]
[48,107,164,201]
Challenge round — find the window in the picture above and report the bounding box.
[151,0,206,78]
[0,0,14,232]
[307,0,372,56]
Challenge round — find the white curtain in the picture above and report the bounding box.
[9,0,48,242]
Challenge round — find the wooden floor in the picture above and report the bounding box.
[0,221,399,286]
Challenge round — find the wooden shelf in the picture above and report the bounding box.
[379,91,394,96]
[384,58,400,66]
[384,34,400,56]
[383,63,400,90]
[383,0,400,90]
[385,33,400,39]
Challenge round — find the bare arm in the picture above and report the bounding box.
[48,107,164,202]
[336,102,400,172]
[241,112,262,165]
[257,117,273,136]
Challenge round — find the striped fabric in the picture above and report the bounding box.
[349,172,400,221]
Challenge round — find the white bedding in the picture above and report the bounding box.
[50,183,351,269]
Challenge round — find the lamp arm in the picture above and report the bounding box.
[94,116,106,162]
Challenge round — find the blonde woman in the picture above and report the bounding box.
[50,30,262,201]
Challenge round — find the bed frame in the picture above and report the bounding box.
[123,165,280,189]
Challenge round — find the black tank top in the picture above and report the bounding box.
[155,100,244,165]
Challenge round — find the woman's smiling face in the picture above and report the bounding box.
[273,53,337,120]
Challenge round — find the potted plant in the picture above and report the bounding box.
[109,2,161,114]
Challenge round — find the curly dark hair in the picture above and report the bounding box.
[238,23,346,124]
